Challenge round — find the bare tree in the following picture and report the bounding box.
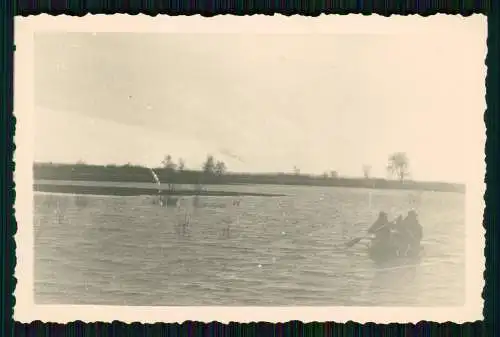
[161,154,177,171]
[202,155,216,174]
[387,152,410,182]
[214,161,227,176]
[161,155,178,194]
[362,164,372,179]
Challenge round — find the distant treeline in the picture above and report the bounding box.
[33,162,465,193]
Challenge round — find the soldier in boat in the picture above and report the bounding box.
[367,211,395,253]
[406,210,423,242]
[393,210,423,257]
[367,210,423,261]
[393,214,404,228]
[368,212,392,234]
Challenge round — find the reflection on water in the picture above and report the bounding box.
[34,184,465,306]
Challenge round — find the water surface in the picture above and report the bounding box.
[34,184,465,306]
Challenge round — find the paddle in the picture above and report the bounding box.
[343,221,394,249]
[344,236,367,248]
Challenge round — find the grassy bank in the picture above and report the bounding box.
[33,162,465,194]
[34,183,284,197]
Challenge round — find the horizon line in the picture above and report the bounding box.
[33,161,466,187]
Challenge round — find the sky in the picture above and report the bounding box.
[33,18,486,183]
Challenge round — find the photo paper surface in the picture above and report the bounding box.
[14,14,486,323]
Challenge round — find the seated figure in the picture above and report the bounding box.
[393,210,423,257]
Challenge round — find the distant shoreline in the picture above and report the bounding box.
[33,183,284,197]
[33,162,466,194]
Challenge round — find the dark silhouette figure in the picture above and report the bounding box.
[368,211,391,239]
[367,212,395,260]
[367,211,423,263]
[392,210,423,257]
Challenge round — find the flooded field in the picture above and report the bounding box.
[34,183,465,306]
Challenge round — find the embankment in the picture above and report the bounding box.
[33,162,466,194]
[34,183,284,197]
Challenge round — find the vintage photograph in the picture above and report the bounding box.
[14,15,485,323]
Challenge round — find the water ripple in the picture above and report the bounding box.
[34,185,465,306]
